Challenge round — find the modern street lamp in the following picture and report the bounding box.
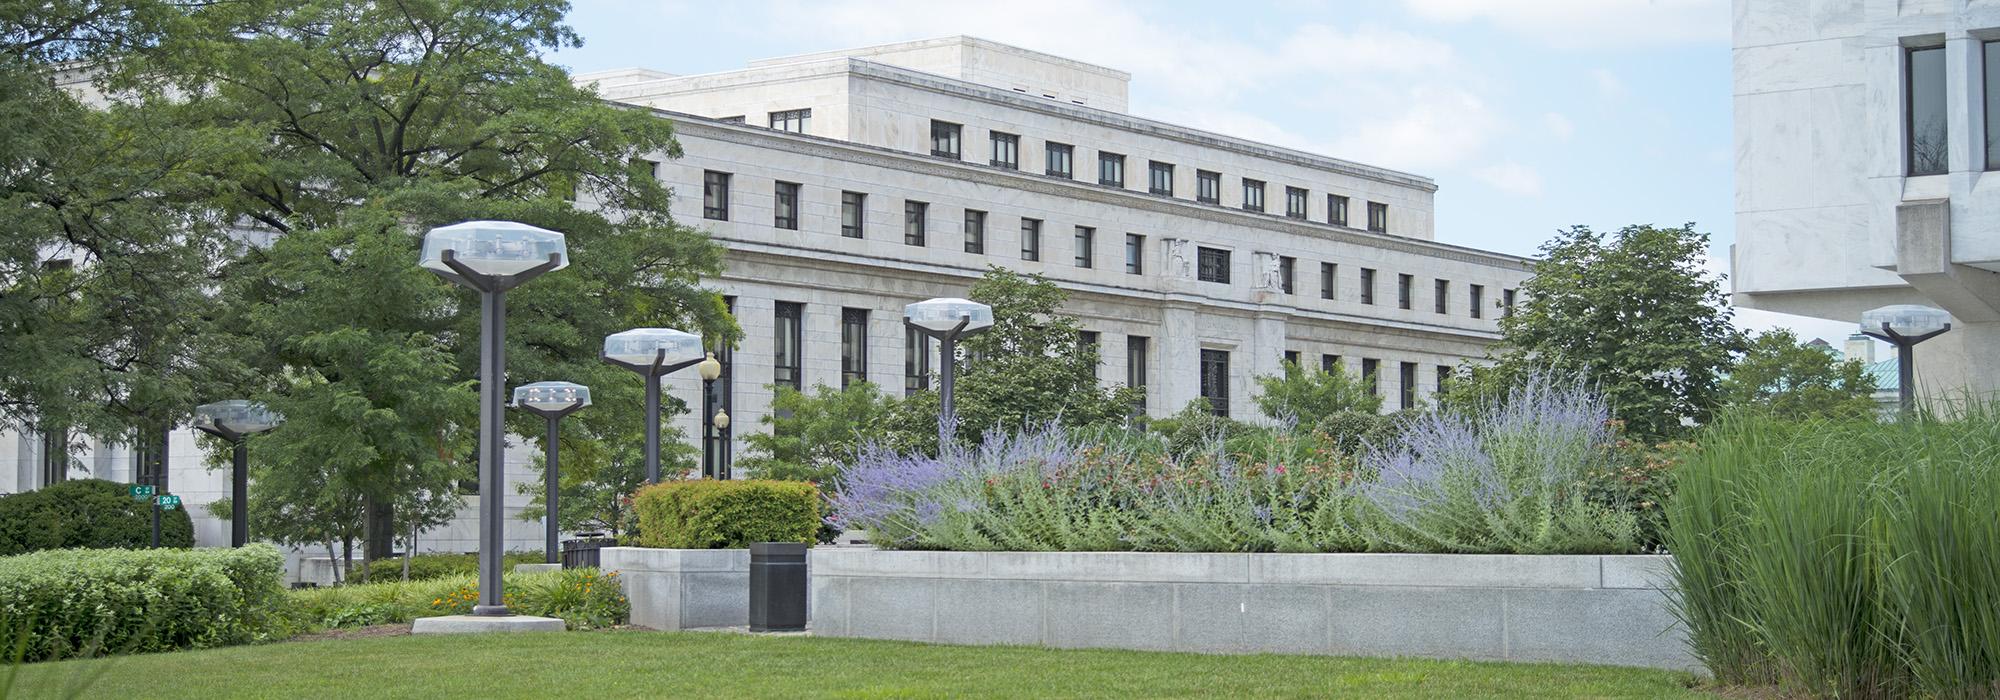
[511,381,590,565]
[1859,304,1953,414]
[421,220,568,617]
[903,297,994,426]
[191,400,281,547]
[602,328,704,483]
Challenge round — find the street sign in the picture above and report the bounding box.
[155,494,181,511]
[130,484,156,501]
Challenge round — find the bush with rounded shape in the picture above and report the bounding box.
[632,480,819,549]
[0,479,195,555]
[0,544,286,661]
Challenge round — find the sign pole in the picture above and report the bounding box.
[151,497,160,548]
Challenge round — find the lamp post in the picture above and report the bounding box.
[697,352,722,479]
[191,400,281,547]
[511,381,589,565]
[1859,304,1953,414]
[714,407,731,480]
[421,220,568,617]
[602,328,704,483]
[902,297,995,427]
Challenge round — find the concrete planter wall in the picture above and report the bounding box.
[601,547,749,630]
[808,550,1694,670]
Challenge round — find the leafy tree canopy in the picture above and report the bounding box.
[1718,329,1878,421]
[1254,361,1382,424]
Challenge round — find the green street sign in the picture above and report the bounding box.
[155,494,181,511]
[130,484,156,501]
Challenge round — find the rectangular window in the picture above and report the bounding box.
[1360,268,1377,305]
[963,210,986,254]
[931,120,962,159]
[1398,274,1413,310]
[1074,226,1095,268]
[1196,170,1221,204]
[904,201,928,246]
[904,325,931,396]
[1908,45,1946,176]
[702,171,731,220]
[1200,349,1230,417]
[39,426,67,487]
[1242,179,1266,212]
[1125,234,1144,274]
[1328,194,1349,226]
[768,108,811,133]
[1148,161,1174,195]
[1367,201,1389,232]
[1437,365,1454,394]
[1362,358,1380,396]
[1098,152,1125,187]
[1020,218,1042,261]
[990,131,1019,169]
[1046,142,1074,178]
[1469,284,1485,319]
[1079,330,1100,350]
[1400,362,1418,410]
[1279,256,1296,294]
[773,181,799,230]
[1320,262,1337,300]
[1986,42,2000,170]
[774,302,804,391]
[1127,336,1149,411]
[1503,288,1518,317]
[841,308,869,388]
[1284,350,1301,367]
[1198,247,1231,283]
[1321,354,1341,374]
[840,191,865,239]
[1285,187,1309,219]
[1434,279,1449,314]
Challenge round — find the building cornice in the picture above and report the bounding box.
[654,112,1530,270]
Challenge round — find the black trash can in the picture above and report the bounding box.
[748,542,808,632]
[561,535,617,569]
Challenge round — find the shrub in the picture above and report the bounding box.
[631,480,819,549]
[1666,408,2000,698]
[349,551,545,582]
[284,567,627,631]
[1254,361,1382,423]
[0,479,195,555]
[0,545,286,661]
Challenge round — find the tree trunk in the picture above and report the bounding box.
[361,493,394,578]
[325,539,341,585]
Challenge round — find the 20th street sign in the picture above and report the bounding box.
[155,494,181,511]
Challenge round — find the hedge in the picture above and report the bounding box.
[633,480,819,549]
[284,567,627,631]
[0,545,287,662]
[0,479,194,556]
[349,552,545,583]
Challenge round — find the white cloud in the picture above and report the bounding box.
[1471,162,1544,196]
[1401,0,1728,49]
[1327,85,1502,172]
[1542,111,1573,140]
[1590,68,1626,99]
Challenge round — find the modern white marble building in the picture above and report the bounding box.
[3,37,1531,568]
[1733,1,2000,402]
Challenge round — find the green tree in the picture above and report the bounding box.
[1719,330,1878,421]
[515,424,697,539]
[1467,224,1742,440]
[898,267,1141,447]
[1253,361,1382,423]
[142,0,735,563]
[739,382,904,487]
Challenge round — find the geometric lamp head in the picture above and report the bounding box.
[193,400,282,435]
[903,297,994,333]
[511,381,591,412]
[419,220,569,277]
[1861,304,1952,338]
[603,328,704,366]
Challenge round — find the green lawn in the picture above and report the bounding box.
[8,629,1706,699]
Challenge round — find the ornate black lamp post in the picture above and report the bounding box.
[420,220,567,617]
[511,381,589,565]
[902,297,994,426]
[602,328,704,483]
[191,400,281,547]
[1859,304,1953,414]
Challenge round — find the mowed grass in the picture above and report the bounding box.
[10,629,1706,699]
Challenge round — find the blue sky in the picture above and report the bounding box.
[551,0,1860,344]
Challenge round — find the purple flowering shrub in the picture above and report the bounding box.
[830,373,1639,554]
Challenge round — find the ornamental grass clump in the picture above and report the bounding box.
[830,373,1635,556]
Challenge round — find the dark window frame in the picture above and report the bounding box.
[1470,284,1485,319]
[1125,233,1144,274]
[1021,218,1042,261]
[774,301,804,391]
[1200,348,1231,417]
[1285,186,1309,219]
[1127,336,1150,412]
[1360,268,1377,305]
[1398,274,1414,310]
[1198,246,1231,284]
[904,200,928,246]
[773,181,800,230]
[1242,179,1266,212]
[1148,161,1174,195]
[1400,362,1419,410]
[840,191,865,239]
[963,209,986,254]
[768,108,811,133]
[1196,170,1221,205]
[1279,256,1296,294]
[1074,226,1095,268]
[702,170,731,221]
[904,325,931,396]
[990,131,1020,170]
[1434,279,1449,314]
[1367,201,1389,232]
[1098,152,1126,187]
[1328,194,1349,226]
[1320,262,1336,300]
[931,120,962,159]
[1908,44,1948,176]
[1046,141,1074,178]
[841,308,869,388]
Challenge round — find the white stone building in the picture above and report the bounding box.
[3,37,1530,571]
[1733,1,2000,402]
